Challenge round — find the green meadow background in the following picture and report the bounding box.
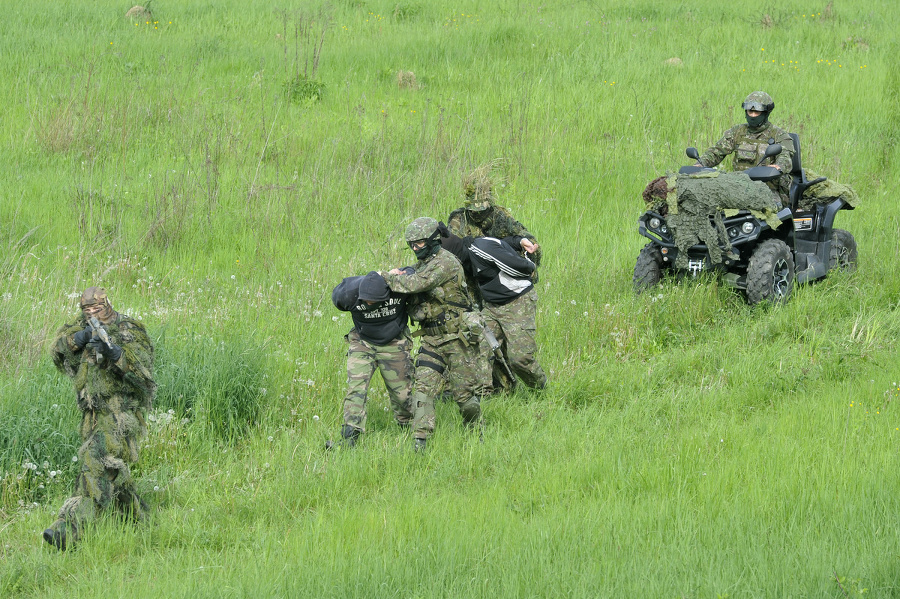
[2,0,899,596]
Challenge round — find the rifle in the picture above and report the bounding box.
[88,317,113,363]
[483,325,516,391]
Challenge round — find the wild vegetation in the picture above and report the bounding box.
[1,0,898,596]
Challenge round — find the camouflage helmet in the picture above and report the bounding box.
[742,91,775,113]
[404,217,439,242]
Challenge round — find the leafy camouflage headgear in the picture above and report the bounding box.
[80,286,116,323]
[464,198,493,212]
[742,91,775,113]
[462,164,495,210]
[404,217,439,242]
[358,271,391,302]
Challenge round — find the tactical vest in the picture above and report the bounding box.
[412,251,474,338]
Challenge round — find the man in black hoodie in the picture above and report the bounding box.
[328,270,414,448]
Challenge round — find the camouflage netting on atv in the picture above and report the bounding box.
[643,171,782,269]
[797,169,860,212]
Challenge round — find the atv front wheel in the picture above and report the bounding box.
[746,239,794,305]
[829,228,858,273]
[634,244,664,293]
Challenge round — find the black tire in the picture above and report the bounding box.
[634,243,664,293]
[829,228,858,273]
[746,239,794,305]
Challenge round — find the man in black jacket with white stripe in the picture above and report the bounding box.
[441,229,547,390]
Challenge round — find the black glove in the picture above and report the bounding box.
[436,221,451,238]
[399,266,416,275]
[99,342,123,362]
[73,327,93,350]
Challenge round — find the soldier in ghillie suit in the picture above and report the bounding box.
[327,271,415,449]
[697,91,794,205]
[642,171,782,269]
[43,287,156,551]
[447,167,541,305]
[439,229,547,391]
[383,217,492,451]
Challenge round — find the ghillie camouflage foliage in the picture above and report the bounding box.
[644,171,782,268]
[45,312,155,548]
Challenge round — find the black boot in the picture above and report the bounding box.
[325,425,361,450]
[414,438,427,452]
[42,525,67,551]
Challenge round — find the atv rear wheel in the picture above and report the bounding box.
[634,244,664,293]
[746,239,794,305]
[829,228,858,273]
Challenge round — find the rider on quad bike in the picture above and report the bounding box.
[633,94,858,305]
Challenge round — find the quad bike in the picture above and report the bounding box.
[634,133,857,304]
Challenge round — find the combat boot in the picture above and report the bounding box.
[414,438,427,452]
[325,425,361,450]
[42,520,69,551]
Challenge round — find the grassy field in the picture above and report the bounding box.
[2,0,899,596]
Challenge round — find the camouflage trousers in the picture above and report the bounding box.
[410,328,492,440]
[342,329,414,432]
[47,408,148,544]
[482,288,547,390]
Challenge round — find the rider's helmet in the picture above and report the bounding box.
[742,91,775,113]
[742,91,774,128]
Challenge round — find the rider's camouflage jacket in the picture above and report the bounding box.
[699,122,794,196]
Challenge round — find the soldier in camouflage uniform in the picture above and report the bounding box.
[697,91,794,205]
[383,217,492,451]
[447,175,541,308]
[43,287,156,551]
[327,271,415,449]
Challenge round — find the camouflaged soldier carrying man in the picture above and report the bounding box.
[326,270,415,449]
[438,228,547,391]
[447,167,541,304]
[382,217,492,451]
[43,287,156,551]
[696,91,795,205]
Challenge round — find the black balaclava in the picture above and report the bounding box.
[412,230,442,260]
[745,111,769,130]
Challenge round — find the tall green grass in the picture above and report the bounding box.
[1,0,899,596]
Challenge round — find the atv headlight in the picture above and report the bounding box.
[741,222,755,235]
[660,224,668,234]
[728,227,738,238]
[649,217,661,230]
